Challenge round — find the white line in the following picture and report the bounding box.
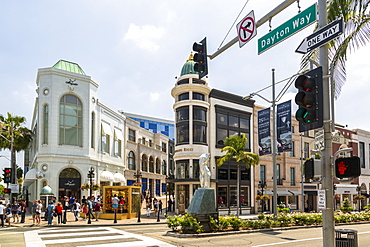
[252,237,323,247]
[42,235,134,244]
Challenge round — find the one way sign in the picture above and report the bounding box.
[296,18,343,54]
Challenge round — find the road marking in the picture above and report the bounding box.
[252,237,322,247]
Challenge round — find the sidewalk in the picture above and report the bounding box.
[8,206,258,228]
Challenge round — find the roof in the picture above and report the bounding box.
[180,53,198,76]
[52,60,86,75]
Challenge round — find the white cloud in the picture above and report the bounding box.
[123,23,166,52]
[150,92,160,101]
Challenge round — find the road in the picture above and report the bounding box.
[1,223,370,247]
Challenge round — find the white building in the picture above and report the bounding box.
[24,60,169,204]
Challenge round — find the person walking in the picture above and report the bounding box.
[55,202,63,224]
[5,204,11,227]
[167,198,172,212]
[73,200,80,221]
[158,200,163,215]
[31,200,38,226]
[146,199,151,217]
[35,200,42,226]
[47,201,55,226]
[20,200,27,223]
[0,201,5,227]
[94,201,101,221]
[153,198,158,216]
[11,201,20,223]
[62,196,68,224]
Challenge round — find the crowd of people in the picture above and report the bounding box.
[0,199,28,227]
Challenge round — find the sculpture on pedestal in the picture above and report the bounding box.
[199,153,211,188]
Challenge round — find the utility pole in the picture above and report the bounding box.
[318,0,334,246]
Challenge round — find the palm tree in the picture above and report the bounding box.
[217,134,259,217]
[0,113,32,198]
[301,0,370,98]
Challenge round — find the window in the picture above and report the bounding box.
[59,94,82,146]
[290,167,295,186]
[193,106,207,144]
[277,164,282,185]
[193,92,205,101]
[162,160,166,175]
[193,160,199,179]
[176,106,189,145]
[290,141,295,157]
[149,140,153,147]
[114,129,123,157]
[215,107,251,149]
[193,107,206,121]
[142,154,148,172]
[193,125,206,143]
[43,104,49,144]
[128,151,135,170]
[128,129,135,142]
[101,122,112,154]
[149,156,154,173]
[360,142,365,168]
[91,112,95,148]
[260,165,266,182]
[218,169,228,179]
[156,158,160,174]
[176,160,189,179]
[162,142,167,153]
[178,93,189,101]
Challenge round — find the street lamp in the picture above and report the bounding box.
[133,171,142,223]
[258,181,267,212]
[87,167,95,224]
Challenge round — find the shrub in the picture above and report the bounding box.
[165,214,203,234]
[229,217,244,231]
[218,216,230,231]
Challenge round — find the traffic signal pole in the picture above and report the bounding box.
[318,0,334,246]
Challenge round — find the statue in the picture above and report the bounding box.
[199,153,211,188]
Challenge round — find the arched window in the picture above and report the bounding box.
[43,104,49,144]
[149,156,154,173]
[162,160,167,175]
[156,158,160,174]
[142,154,148,172]
[128,151,135,170]
[59,94,82,146]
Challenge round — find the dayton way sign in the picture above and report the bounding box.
[258,3,317,54]
[296,18,344,54]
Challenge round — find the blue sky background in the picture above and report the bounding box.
[0,0,368,173]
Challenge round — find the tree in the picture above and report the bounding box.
[0,113,32,200]
[301,0,370,98]
[217,134,259,217]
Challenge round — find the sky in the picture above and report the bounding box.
[0,0,369,173]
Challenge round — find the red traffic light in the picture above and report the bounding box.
[4,168,11,173]
[335,156,361,179]
[4,188,11,194]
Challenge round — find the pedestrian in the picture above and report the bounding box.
[69,196,75,211]
[62,196,68,224]
[158,200,163,215]
[73,200,80,221]
[5,204,11,227]
[31,200,38,226]
[153,198,158,216]
[94,201,101,221]
[146,199,151,217]
[0,201,5,227]
[55,202,63,224]
[119,196,125,213]
[82,203,88,220]
[20,200,27,223]
[167,198,172,212]
[35,200,42,226]
[81,196,86,204]
[11,201,20,223]
[112,194,119,213]
[47,201,55,226]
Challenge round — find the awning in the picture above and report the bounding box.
[23,168,37,187]
[264,190,273,195]
[100,170,114,182]
[114,172,126,185]
[101,122,113,136]
[288,190,303,195]
[114,129,124,141]
[262,190,291,196]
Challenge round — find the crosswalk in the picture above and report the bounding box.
[24,226,175,247]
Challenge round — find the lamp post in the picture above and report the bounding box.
[134,171,142,223]
[258,180,267,212]
[87,167,95,224]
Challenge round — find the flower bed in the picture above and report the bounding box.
[166,210,370,234]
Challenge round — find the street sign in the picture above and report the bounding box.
[318,189,326,210]
[296,18,343,54]
[258,3,317,54]
[315,129,325,151]
[236,10,257,48]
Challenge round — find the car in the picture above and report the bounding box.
[279,132,292,151]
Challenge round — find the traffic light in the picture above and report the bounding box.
[304,158,314,180]
[295,66,323,132]
[192,37,208,79]
[335,156,361,179]
[3,188,11,194]
[3,168,12,183]
[304,158,322,182]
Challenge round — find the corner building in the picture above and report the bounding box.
[171,55,255,214]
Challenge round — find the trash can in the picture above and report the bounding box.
[335,229,358,247]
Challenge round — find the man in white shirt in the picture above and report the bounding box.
[0,201,5,227]
[112,194,119,213]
